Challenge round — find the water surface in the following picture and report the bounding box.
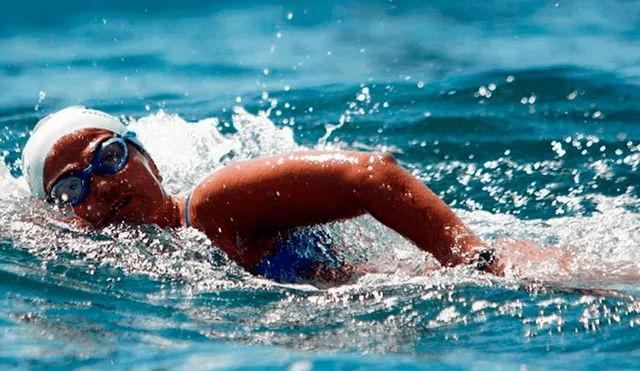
[1,0,640,369]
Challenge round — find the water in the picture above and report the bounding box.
[1,0,640,369]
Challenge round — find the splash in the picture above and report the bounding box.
[129,107,300,195]
[1,108,640,366]
[0,107,639,297]
[0,108,413,295]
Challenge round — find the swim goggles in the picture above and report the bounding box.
[46,131,138,206]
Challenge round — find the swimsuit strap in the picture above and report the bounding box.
[184,190,193,228]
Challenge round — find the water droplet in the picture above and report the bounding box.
[34,90,46,111]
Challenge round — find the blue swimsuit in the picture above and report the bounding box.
[250,229,346,283]
[184,191,347,283]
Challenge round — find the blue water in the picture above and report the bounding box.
[1,0,640,369]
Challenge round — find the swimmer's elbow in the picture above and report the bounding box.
[379,151,398,165]
[347,151,400,186]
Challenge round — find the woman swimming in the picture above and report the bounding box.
[22,106,566,283]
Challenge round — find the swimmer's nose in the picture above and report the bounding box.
[91,174,128,202]
[76,174,129,224]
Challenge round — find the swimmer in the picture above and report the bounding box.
[21,106,570,283]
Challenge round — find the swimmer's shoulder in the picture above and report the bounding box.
[187,167,258,232]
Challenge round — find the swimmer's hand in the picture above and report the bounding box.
[19,215,91,239]
[489,237,572,279]
[58,216,92,230]
[24,215,92,231]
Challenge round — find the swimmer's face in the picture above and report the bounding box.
[43,128,169,226]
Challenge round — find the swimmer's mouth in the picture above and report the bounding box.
[112,196,133,214]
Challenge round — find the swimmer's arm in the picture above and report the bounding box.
[59,215,92,229]
[190,151,488,269]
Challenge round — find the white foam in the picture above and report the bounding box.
[1,108,639,291]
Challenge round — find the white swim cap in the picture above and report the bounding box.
[22,106,130,199]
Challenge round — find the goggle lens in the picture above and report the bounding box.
[51,176,85,205]
[96,140,127,172]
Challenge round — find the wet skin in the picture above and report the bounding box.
[43,129,499,275]
[44,129,180,228]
